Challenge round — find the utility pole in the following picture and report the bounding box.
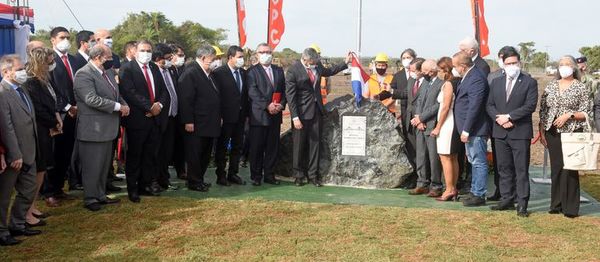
[544,45,550,69]
[356,0,362,58]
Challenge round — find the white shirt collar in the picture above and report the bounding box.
[136,60,149,70]
[54,48,67,57]
[78,50,89,61]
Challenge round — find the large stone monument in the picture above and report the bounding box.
[274,95,413,189]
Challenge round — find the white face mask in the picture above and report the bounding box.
[164,60,173,68]
[259,53,273,65]
[235,57,245,68]
[48,62,57,72]
[452,68,461,77]
[136,51,152,65]
[209,60,220,71]
[103,38,113,49]
[14,70,28,84]
[401,58,412,68]
[559,66,574,78]
[175,56,185,67]
[497,59,505,69]
[56,39,71,53]
[409,72,418,79]
[504,65,520,79]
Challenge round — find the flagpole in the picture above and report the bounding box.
[473,0,481,46]
[356,0,362,58]
[236,0,241,47]
[266,0,271,46]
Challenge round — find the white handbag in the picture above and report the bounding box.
[561,113,600,170]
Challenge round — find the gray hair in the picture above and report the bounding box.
[196,45,216,58]
[302,48,320,62]
[459,37,479,51]
[255,42,270,51]
[556,55,582,81]
[88,45,110,60]
[422,59,438,71]
[0,54,21,72]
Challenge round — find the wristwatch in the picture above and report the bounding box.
[570,113,575,119]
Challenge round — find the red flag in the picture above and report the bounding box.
[267,0,285,50]
[236,0,247,48]
[471,0,490,57]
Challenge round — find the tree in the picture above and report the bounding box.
[530,52,549,69]
[175,21,227,56]
[518,41,536,70]
[579,45,600,72]
[30,28,80,53]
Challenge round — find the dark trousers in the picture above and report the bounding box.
[240,122,251,162]
[415,130,442,190]
[158,117,177,187]
[403,126,418,183]
[172,123,186,176]
[249,123,280,182]
[0,164,36,236]
[215,119,245,177]
[185,135,214,187]
[545,128,580,216]
[490,138,500,196]
[494,138,530,209]
[44,114,76,197]
[125,125,161,194]
[292,113,322,179]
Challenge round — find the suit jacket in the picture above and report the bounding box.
[390,68,410,112]
[177,61,221,137]
[23,78,59,133]
[415,77,443,135]
[486,72,538,139]
[454,67,490,137]
[0,80,38,165]
[119,60,169,130]
[474,56,491,76]
[285,60,347,121]
[73,52,88,73]
[404,77,430,132]
[212,64,249,124]
[487,69,503,85]
[247,63,286,126]
[51,52,78,111]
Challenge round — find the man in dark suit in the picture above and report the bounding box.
[212,45,248,186]
[409,60,443,196]
[73,30,95,71]
[46,26,77,206]
[73,45,129,210]
[452,51,491,207]
[486,48,537,217]
[168,43,187,179]
[285,48,349,187]
[0,55,41,245]
[247,43,286,186]
[119,40,169,201]
[178,45,221,192]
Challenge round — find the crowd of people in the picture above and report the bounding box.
[0,26,598,246]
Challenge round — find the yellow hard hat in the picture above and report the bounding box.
[212,45,224,56]
[374,52,389,63]
[310,43,321,54]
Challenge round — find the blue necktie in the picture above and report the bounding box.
[234,70,241,93]
[16,87,32,112]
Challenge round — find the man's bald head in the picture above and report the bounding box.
[94,29,111,40]
[26,40,45,54]
[421,59,438,72]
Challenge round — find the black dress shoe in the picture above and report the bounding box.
[10,228,42,236]
[0,235,21,246]
[33,212,50,219]
[490,201,515,211]
[128,193,141,203]
[139,187,160,196]
[548,209,561,214]
[487,193,501,202]
[160,184,179,191]
[517,207,529,217]
[309,179,322,187]
[462,195,486,207]
[228,174,246,185]
[85,202,102,212]
[112,176,124,182]
[188,184,209,192]
[294,178,304,187]
[26,219,47,227]
[203,182,212,188]
[100,197,121,205]
[216,177,231,186]
[564,213,579,219]
[251,180,262,186]
[264,178,280,185]
[106,183,122,192]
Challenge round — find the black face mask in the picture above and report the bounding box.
[423,74,432,82]
[103,59,113,70]
[376,68,387,76]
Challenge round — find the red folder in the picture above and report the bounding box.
[272,92,281,103]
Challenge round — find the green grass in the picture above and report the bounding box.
[2,197,600,261]
[582,173,600,201]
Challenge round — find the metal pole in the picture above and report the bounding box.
[356,0,362,58]
[473,0,480,45]
[236,0,241,47]
[266,0,271,46]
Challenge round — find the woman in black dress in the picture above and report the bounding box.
[23,47,62,226]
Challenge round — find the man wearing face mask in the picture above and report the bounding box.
[0,54,41,245]
[367,53,396,114]
[486,48,538,217]
[285,47,349,187]
[47,26,77,206]
[167,43,187,180]
[459,37,491,76]
[73,45,129,211]
[122,41,138,65]
[169,43,186,76]
[95,29,121,72]
[409,60,444,197]
[246,43,286,186]
[178,45,221,192]
[390,49,417,120]
[119,40,169,202]
[211,45,248,186]
[452,51,491,207]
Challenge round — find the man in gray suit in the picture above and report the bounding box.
[409,60,443,196]
[73,45,129,211]
[0,54,41,246]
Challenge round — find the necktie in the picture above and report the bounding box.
[15,87,31,112]
[266,67,274,87]
[306,68,316,86]
[163,70,177,117]
[62,55,73,81]
[506,77,514,102]
[412,79,420,96]
[234,70,242,93]
[142,65,155,102]
[102,72,117,96]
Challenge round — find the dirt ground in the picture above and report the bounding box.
[281,72,556,166]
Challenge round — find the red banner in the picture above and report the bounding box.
[267,0,285,50]
[236,0,247,48]
[471,0,490,57]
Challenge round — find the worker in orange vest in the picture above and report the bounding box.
[365,52,396,114]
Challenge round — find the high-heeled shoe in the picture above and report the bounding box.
[435,190,458,202]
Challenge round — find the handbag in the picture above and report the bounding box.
[561,113,600,170]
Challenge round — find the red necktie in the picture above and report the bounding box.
[142,65,155,102]
[412,79,419,96]
[62,55,73,81]
[307,68,315,86]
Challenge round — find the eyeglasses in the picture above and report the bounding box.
[257,51,272,54]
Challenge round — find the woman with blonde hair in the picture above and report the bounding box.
[23,47,63,226]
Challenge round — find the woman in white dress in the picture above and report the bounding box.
[430,57,460,201]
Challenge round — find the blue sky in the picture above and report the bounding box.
[30,0,598,60]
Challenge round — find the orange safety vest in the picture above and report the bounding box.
[367,74,396,113]
[320,76,328,104]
